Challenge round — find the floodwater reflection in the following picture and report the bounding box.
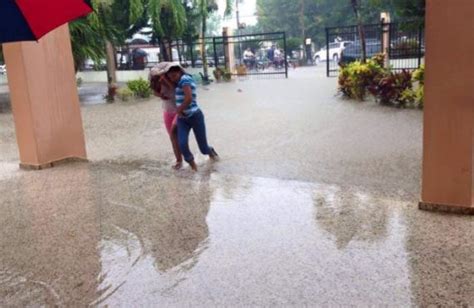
[0,162,472,306]
[313,185,389,249]
[91,161,213,304]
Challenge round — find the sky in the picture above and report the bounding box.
[218,0,258,30]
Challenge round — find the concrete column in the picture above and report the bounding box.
[222,27,235,72]
[3,24,87,169]
[380,12,391,68]
[420,0,474,214]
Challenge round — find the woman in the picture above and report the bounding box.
[149,62,183,169]
[165,65,218,171]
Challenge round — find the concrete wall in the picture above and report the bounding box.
[421,0,474,213]
[3,24,87,168]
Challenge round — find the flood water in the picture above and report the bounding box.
[0,68,472,306]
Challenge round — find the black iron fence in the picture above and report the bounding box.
[114,32,288,80]
[211,32,288,78]
[325,21,424,77]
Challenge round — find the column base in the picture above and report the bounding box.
[20,157,88,171]
[419,202,474,215]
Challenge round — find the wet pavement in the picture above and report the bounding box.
[0,67,473,306]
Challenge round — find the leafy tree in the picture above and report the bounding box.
[393,0,425,27]
[256,0,423,49]
[196,0,232,79]
[149,0,187,61]
[350,0,367,63]
[69,16,107,71]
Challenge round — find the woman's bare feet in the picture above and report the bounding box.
[209,147,219,161]
[173,161,183,170]
[188,160,198,171]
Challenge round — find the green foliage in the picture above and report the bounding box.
[339,55,424,108]
[338,56,387,100]
[149,0,187,39]
[412,64,424,85]
[393,0,425,26]
[76,77,84,87]
[126,78,152,98]
[376,70,413,107]
[117,87,135,101]
[401,65,424,108]
[69,17,106,71]
[256,0,425,48]
[286,37,303,55]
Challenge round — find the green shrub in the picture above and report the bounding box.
[338,56,387,101]
[406,65,425,108]
[117,87,134,102]
[339,55,425,109]
[375,70,413,107]
[126,78,152,99]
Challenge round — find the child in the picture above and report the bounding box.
[149,63,183,169]
[166,65,218,171]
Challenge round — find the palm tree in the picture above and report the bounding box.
[148,0,187,61]
[69,17,106,72]
[91,0,147,90]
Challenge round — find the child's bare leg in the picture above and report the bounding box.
[170,122,183,169]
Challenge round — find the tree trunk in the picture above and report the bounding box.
[105,40,117,85]
[351,0,367,63]
[105,40,117,102]
[160,40,170,62]
[201,18,209,79]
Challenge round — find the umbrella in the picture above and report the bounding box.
[0,0,93,44]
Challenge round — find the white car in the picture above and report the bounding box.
[313,41,352,65]
[0,64,6,75]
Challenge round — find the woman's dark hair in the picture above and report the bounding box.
[149,76,162,93]
[168,66,183,73]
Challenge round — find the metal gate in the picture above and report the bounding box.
[325,22,424,77]
[212,32,288,79]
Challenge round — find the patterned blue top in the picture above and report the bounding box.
[175,74,200,117]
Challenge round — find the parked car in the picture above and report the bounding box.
[0,64,6,75]
[340,39,383,64]
[313,41,352,64]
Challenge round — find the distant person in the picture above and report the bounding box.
[166,65,218,171]
[149,63,183,169]
[274,48,283,68]
[267,46,275,63]
[243,48,255,68]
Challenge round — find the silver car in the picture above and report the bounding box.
[0,64,6,75]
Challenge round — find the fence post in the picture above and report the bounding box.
[213,37,219,68]
[283,32,288,78]
[381,12,391,68]
[326,28,330,77]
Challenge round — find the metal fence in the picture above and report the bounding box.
[114,32,288,80]
[325,22,425,77]
[212,32,288,79]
